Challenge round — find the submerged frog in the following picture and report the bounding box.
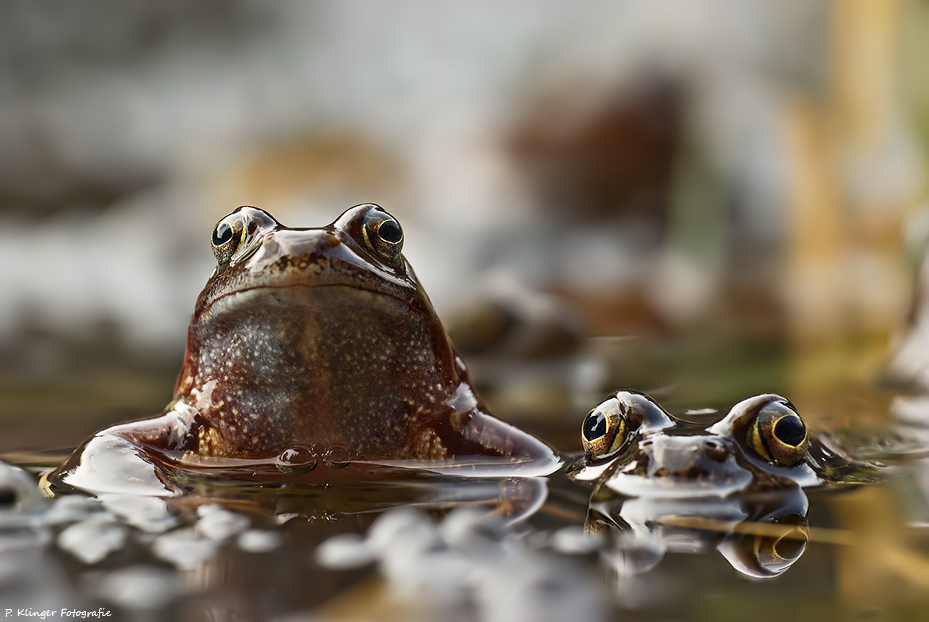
[50,204,556,496]
[569,391,859,498]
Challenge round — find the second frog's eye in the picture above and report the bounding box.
[361,207,403,265]
[211,212,249,266]
[747,399,809,467]
[582,398,630,462]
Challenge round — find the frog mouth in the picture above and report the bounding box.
[200,236,422,319]
[201,283,417,322]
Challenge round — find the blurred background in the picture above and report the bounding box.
[1,0,927,452]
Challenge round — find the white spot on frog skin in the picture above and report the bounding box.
[194,379,218,412]
[173,401,198,418]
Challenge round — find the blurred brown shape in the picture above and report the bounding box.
[509,80,683,224]
[448,283,583,359]
[213,131,405,213]
[783,0,912,398]
[832,485,929,617]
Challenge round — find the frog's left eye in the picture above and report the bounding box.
[748,400,809,467]
[361,207,404,265]
[211,212,249,266]
[582,399,629,462]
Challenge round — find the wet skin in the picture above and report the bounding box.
[51,204,554,494]
[569,391,857,498]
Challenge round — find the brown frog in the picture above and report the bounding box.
[569,391,860,498]
[50,204,556,495]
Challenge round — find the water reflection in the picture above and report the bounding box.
[3,457,557,619]
[314,507,608,622]
[587,488,810,579]
[0,424,922,622]
[0,379,895,620]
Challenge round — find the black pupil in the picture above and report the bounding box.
[212,222,233,246]
[0,486,17,506]
[583,411,608,441]
[774,415,806,446]
[377,220,402,244]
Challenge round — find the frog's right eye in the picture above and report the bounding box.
[582,399,629,462]
[747,399,809,467]
[361,206,404,266]
[211,212,249,266]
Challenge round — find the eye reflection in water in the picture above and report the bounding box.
[584,487,810,580]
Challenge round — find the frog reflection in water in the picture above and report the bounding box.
[50,204,557,496]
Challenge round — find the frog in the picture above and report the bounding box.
[49,204,558,496]
[568,390,859,498]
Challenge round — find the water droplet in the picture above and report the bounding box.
[322,447,351,469]
[275,446,318,474]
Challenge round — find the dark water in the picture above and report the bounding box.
[3,335,929,622]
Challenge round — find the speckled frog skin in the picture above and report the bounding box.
[51,204,554,494]
[569,391,856,498]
